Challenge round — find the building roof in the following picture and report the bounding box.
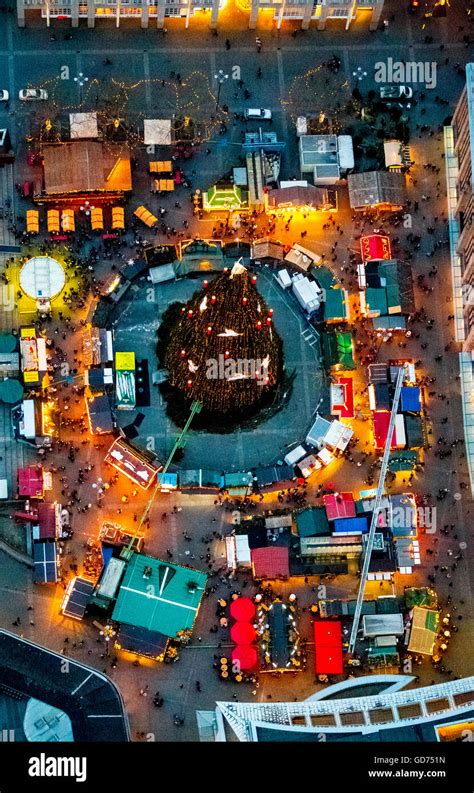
[36,502,56,540]
[112,553,208,639]
[251,547,289,579]
[42,141,132,195]
[0,630,129,741]
[348,170,405,209]
[324,288,348,321]
[333,516,368,534]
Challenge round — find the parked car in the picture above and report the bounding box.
[244,108,272,120]
[19,88,48,101]
[380,86,413,100]
[0,90,9,102]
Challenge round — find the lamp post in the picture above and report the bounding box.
[214,69,229,112]
[100,624,116,657]
[73,72,89,108]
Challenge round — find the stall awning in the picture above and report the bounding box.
[134,205,158,228]
[26,210,39,234]
[112,206,125,230]
[47,209,60,233]
[91,207,104,231]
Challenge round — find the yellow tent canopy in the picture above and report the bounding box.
[112,206,125,230]
[91,207,104,231]
[47,209,60,233]
[156,179,174,192]
[61,208,75,232]
[26,209,39,234]
[149,160,172,174]
[134,205,158,228]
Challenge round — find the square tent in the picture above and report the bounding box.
[322,331,355,370]
[306,414,331,448]
[330,377,354,418]
[26,210,39,234]
[134,205,158,228]
[69,112,99,140]
[323,288,349,322]
[144,119,172,146]
[112,207,125,230]
[404,414,424,449]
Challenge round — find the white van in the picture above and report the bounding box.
[244,108,272,120]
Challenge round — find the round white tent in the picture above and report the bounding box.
[20,256,66,300]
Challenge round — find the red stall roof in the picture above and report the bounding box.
[323,492,356,520]
[331,377,354,419]
[37,502,56,540]
[18,466,43,499]
[360,234,392,262]
[373,410,398,449]
[251,547,289,580]
[314,620,343,675]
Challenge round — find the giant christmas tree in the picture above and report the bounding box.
[161,263,282,428]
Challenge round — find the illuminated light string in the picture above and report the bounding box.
[281,64,353,134]
[34,72,228,153]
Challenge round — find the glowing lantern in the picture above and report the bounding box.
[225,350,230,359]
[188,309,193,317]
[203,280,208,288]
[187,379,192,388]
[211,295,216,305]
[180,349,186,358]
[266,317,271,325]
[242,297,248,306]
[207,326,212,336]
[252,275,257,284]
[256,321,262,329]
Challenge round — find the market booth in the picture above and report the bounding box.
[360,234,392,262]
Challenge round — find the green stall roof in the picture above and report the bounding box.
[296,507,330,538]
[112,553,208,639]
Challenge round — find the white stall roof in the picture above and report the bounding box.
[292,275,321,312]
[277,269,292,289]
[337,135,355,171]
[144,119,172,145]
[284,444,307,466]
[149,263,176,284]
[363,613,404,638]
[22,399,36,439]
[69,112,99,140]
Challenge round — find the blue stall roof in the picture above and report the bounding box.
[333,516,369,535]
[400,386,421,413]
